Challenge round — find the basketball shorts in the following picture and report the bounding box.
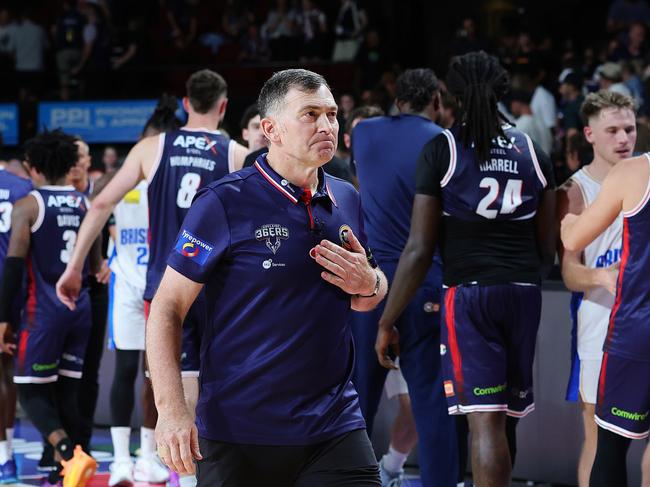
[579,358,602,405]
[441,283,541,417]
[108,273,146,351]
[595,351,650,439]
[384,358,409,399]
[144,295,203,377]
[14,292,92,383]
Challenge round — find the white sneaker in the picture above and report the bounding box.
[108,458,134,486]
[133,454,170,483]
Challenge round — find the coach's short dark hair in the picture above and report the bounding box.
[186,69,228,114]
[24,129,78,182]
[258,69,330,118]
[395,69,440,112]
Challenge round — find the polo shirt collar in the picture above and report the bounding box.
[254,153,338,207]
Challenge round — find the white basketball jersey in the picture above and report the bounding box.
[571,168,623,360]
[109,180,149,290]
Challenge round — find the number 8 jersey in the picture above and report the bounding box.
[145,127,236,301]
[416,124,555,286]
[27,186,90,318]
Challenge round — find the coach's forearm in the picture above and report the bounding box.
[68,202,114,271]
[146,297,188,415]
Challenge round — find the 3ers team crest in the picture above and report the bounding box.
[339,224,352,250]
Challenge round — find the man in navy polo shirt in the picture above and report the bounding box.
[352,68,459,487]
[147,69,388,487]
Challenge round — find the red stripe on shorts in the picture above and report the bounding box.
[17,330,29,375]
[144,300,151,320]
[445,287,464,398]
[597,351,609,414]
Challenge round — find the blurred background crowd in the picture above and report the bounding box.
[1,0,650,186]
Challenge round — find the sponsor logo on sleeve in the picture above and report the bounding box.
[174,229,213,265]
[444,380,455,397]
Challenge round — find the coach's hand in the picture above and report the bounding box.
[375,325,399,370]
[156,409,202,475]
[56,267,82,311]
[311,229,376,295]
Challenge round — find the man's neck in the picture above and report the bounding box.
[266,150,320,193]
[185,113,221,132]
[400,104,436,122]
[585,155,615,183]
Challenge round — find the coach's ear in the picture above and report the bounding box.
[260,116,281,144]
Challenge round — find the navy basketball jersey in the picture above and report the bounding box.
[417,124,554,285]
[605,153,650,361]
[25,186,89,326]
[0,170,32,276]
[145,128,235,300]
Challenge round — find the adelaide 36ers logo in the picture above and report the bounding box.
[339,224,352,250]
[255,224,290,255]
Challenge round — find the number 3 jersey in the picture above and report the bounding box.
[145,127,236,301]
[416,124,555,286]
[27,186,90,323]
[0,170,33,275]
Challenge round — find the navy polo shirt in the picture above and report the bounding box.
[167,153,370,445]
[352,114,443,281]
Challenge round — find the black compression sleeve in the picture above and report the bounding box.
[416,134,450,197]
[0,257,25,323]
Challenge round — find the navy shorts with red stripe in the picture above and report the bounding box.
[595,351,650,439]
[440,284,541,417]
[144,295,203,376]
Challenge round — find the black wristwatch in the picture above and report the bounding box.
[359,270,380,298]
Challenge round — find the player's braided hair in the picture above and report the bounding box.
[24,129,78,183]
[446,51,510,163]
[143,94,182,135]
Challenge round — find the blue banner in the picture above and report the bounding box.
[38,100,187,143]
[0,104,19,146]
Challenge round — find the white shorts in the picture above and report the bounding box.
[579,357,602,405]
[108,273,146,351]
[384,359,409,399]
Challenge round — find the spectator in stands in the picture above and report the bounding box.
[102,146,119,172]
[598,62,633,96]
[529,64,559,134]
[0,7,16,71]
[296,0,327,61]
[559,70,586,139]
[622,60,646,110]
[607,0,650,33]
[611,22,647,61]
[332,0,367,62]
[449,17,488,57]
[112,17,145,71]
[12,8,48,73]
[511,89,553,155]
[356,30,385,90]
[72,3,111,96]
[53,1,84,100]
[221,0,252,42]
[161,0,199,57]
[240,21,270,63]
[261,0,298,61]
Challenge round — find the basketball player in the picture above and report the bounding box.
[377,51,556,487]
[0,165,31,484]
[351,68,458,487]
[0,130,100,486]
[557,90,636,487]
[106,98,181,486]
[240,104,268,168]
[55,70,248,484]
[562,152,650,487]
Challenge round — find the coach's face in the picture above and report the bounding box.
[271,85,339,167]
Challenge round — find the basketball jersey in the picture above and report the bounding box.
[0,170,33,276]
[605,153,650,361]
[109,180,148,290]
[570,168,623,360]
[25,186,89,326]
[437,125,550,285]
[145,127,236,300]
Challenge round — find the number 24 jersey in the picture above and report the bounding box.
[416,125,556,286]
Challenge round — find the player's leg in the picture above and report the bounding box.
[641,442,650,487]
[0,353,17,483]
[579,400,598,487]
[591,353,650,486]
[398,281,458,487]
[467,411,510,486]
[77,278,108,452]
[455,415,469,486]
[350,304,389,435]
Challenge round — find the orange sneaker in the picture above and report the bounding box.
[60,446,97,487]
